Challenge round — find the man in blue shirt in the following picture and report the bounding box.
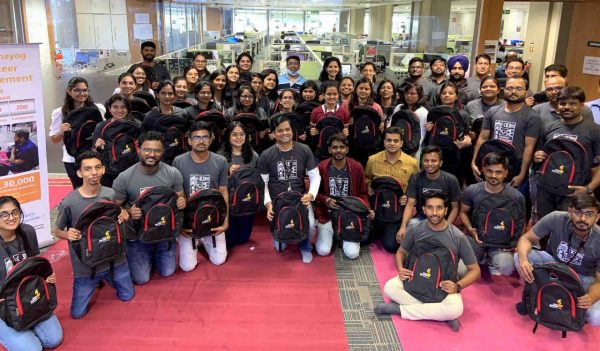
[8,129,38,173]
[277,55,306,93]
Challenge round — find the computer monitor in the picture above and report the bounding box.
[341,64,352,76]
[320,51,333,60]
[75,52,90,64]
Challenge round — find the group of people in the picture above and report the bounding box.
[3,40,600,350]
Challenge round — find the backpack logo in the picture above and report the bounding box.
[202,215,212,224]
[30,289,41,304]
[99,231,111,243]
[382,200,391,208]
[440,128,449,136]
[242,193,252,202]
[419,268,432,279]
[285,219,295,229]
[170,139,179,147]
[154,216,167,227]
[494,221,506,231]
[361,125,370,134]
[122,144,132,155]
[345,221,355,230]
[549,299,564,310]
[552,165,565,175]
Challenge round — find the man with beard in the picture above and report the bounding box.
[534,86,600,219]
[314,134,373,259]
[447,55,480,105]
[173,122,229,269]
[460,153,525,276]
[471,77,540,189]
[259,115,320,263]
[427,57,448,106]
[374,191,480,332]
[515,193,600,326]
[467,54,492,87]
[534,75,593,124]
[112,131,186,284]
[129,41,171,90]
[399,57,437,106]
[397,145,462,241]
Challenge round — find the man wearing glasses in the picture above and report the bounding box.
[113,131,186,285]
[515,193,600,326]
[173,121,229,269]
[399,57,436,106]
[471,77,540,189]
[534,76,594,125]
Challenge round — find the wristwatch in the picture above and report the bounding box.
[456,283,462,293]
[585,185,594,195]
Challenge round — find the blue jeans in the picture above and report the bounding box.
[71,261,135,319]
[514,250,600,326]
[126,240,177,285]
[0,314,63,351]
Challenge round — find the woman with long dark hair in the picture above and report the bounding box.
[299,80,320,104]
[142,81,188,131]
[49,77,105,188]
[128,65,155,97]
[464,76,503,122]
[220,122,259,249]
[184,81,216,121]
[192,52,211,81]
[223,65,241,109]
[0,196,63,350]
[318,57,342,83]
[209,69,227,112]
[224,85,267,121]
[183,66,200,97]
[395,82,429,159]
[236,52,254,83]
[259,69,279,116]
[113,72,137,99]
[375,79,399,126]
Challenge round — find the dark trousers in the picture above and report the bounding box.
[372,221,401,253]
[226,214,256,249]
[536,190,570,220]
[64,162,82,189]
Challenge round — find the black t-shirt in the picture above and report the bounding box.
[406,171,462,218]
[327,163,350,197]
[258,142,317,197]
[539,118,600,166]
[0,224,39,285]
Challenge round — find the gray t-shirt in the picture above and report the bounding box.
[406,171,462,219]
[0,224,39,285]
[532,211,600,276]
[462,182,525,231]
[228,151,259,169]
[533,102,594,126]
[172,152,228,196]
[55,187,126,278]
[258,142,317,197]
[482,104,541,156]
[402,221,477,266]
[112,162,184,205]
[465,98,503,122]
[539,118,600,166]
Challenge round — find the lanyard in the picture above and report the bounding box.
[0,235,24,266]
[565,230,588,264]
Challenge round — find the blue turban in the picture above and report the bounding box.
[448,55,469,72]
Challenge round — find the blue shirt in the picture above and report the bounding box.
[277,74,306,94]
[586,98,600,125]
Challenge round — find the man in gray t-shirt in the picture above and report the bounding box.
[173,122,229,269]
[54,151,134,319]
[113,132,185,285]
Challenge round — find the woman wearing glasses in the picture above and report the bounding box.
[192,52,211,81]
[0,196,63,350]
[224,85,268,122]
[49,77,106,188]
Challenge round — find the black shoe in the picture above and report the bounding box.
[515,302,527,316]
[447,319,461,332]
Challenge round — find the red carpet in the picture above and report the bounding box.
[371,242,600,351]
[49,177,72,209]
[32,218,347,350]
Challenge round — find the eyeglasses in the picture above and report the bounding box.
[0,209,20,221]
[194,59,207,64]
[141,147,163,154]
[545,87,563,93]
[571,209,597,219]
[240,95,254,100]
[190,135,210,142]
[72,89,89,94]
[231,132,246,138]
[505,87,526,92]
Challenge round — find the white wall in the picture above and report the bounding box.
[502,10,528,41]
[449,11,476,37]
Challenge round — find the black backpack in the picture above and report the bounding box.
[403,238,458,303]
[183,189,227,240]
[130,97,151,114]
[271,191,309,245]
[475,139,520,182]
[370,176,405,223]
[427,106,464,149]
[391,110,421,155]
[64,107,103,157]
[232,113,265,152]
[99,119,140,174]
[296,101,320,141]
[195,110,227,153]
[537,138,591,195]
[315,115,344,159]
[132,186,182,243]
[132,90,157,108]
[228,166,265,217]
[330,196,371,242]
[522,262,586,337]
[72,201,126,276]
[155,114,188,165]
[351,106,382,151]
[472,192,524,249]
[0,257,57,331]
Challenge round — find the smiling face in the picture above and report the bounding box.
[558,98,584,121]
[251,76,263,94]
[174,79,188,99]
[480,79,500,99]
[378,82,394,100]
[263,73,277,91]
[326,60,340,79]
[109,99,129,120]
[274,120,293,145]
[356,82,372,101]
[340,79,354,97]
[280,90,295,110]
[423,197,447,226]
[301,87,316,102]
[139,140,164,167]
[422,151,442,175]
[132,67,147,86]
[227,67,240,83]
[440,86,458,106]
[238,56,252,71]
[118,76,136,97]
[196,85,213,104]
[68,82,90,104]
[0,202,21,233]
[158,84,175,107]
[193,54,207,71]
[361,64,375,82]
[185,68,199,85]
[229,125,246,149]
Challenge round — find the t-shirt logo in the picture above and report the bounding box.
[329,176,349,196]
[276,159,298,180]
[493,120,517,144]
[556,241,584,265]
[190,174,211,194]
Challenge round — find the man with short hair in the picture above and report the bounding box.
[259,114,320,263]
[173,121,229,270]
[397,145,462,240]
[532,64,568,104]
[467,53,491,87]
[534,76,593,125]
[54,151,133,319]
[365,126,420,253]
[129,41,171,90]
[112,131,186,285]
[315,134,373,259]
[495,50,520,81]
[8,129,38,173]
[374,191,481,332]
[515,194,600,326]
[399,57,437,105]
[534,86,600,219]
[471,77,540,189]
[447,55,480,105]
[427,57,448,106]
[461,153,525,276]
[277,55,306,93]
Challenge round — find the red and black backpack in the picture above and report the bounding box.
[426,105,464,149]
[473,192,524,249]
[0,257,57,331]
[537,138,591,195]
[228,166,264,217]
[369,176,404,223]
[391,110,421,155]
[315,115,344,159]
[330,196,371,243]
[99,119,140,175]
[132,186,182,244]
[475,139,520,183]
[271,191,309,247]
[64,106,103,158]
[351,106,382,151]
[184,189,227,248]
[232,112,266,152]
[195,110,227,152]
[155,114,188,165]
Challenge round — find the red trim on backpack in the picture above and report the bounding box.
[536,283,576,318]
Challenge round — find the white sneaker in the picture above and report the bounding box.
[301,250,313,264]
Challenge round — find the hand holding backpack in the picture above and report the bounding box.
[132,186,182,244]
[426,105,465,149]
[228,166,265,217]
[369,176,405,223]
[271,191,309,247]
[0,257,57,331]
[536,138,591,196]
[314,115,344,159]
[521,262,586,337]
[472,193,524,249]
[350,106,382,152]
[330,196,371,242]
[183,189,227,248]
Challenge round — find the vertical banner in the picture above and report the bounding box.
[0,44,52,247]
